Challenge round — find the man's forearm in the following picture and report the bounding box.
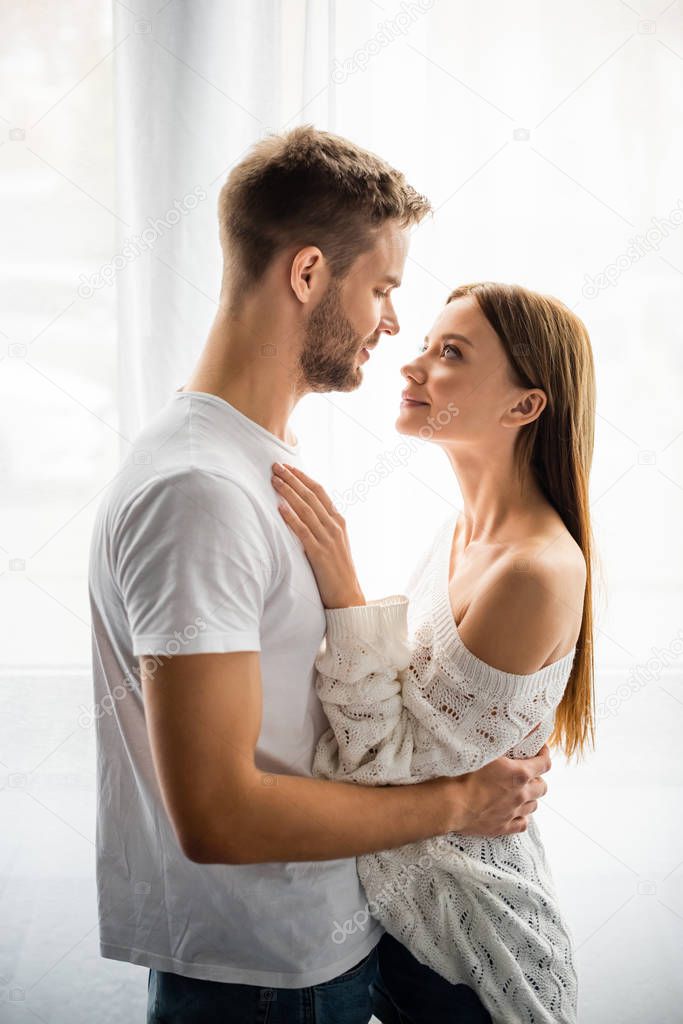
[195,770,459,864]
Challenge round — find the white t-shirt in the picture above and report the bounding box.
[87,389,383,987]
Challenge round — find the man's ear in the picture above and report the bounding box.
[290,246,329,305]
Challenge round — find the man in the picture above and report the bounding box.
[88,125,552,1023]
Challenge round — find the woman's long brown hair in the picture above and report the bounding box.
[447,282,599,760]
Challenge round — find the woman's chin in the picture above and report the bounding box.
[394,415,419,437]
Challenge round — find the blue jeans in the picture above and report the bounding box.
[146,945,378,1023]
[371,931,493,1023]
[146,932,492,1022]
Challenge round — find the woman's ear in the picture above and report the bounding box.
[504,389,547,428]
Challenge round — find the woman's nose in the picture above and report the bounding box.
[401,360,426,383]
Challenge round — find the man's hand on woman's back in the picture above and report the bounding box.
[443,745,551,837]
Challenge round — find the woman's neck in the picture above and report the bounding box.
[445,445,552,547]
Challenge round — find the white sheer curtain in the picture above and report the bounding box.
[1,2,680,1021]
[114,0,683,644]
[113,0,346,433]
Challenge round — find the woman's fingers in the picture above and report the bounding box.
[272,464,331,535]
[274,462,335,528]
[272,474,325,541]
[279,463,343,521]
[276,499,311,545]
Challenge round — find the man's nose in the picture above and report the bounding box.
[379,311,400,337]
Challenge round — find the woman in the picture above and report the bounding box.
[270,281,596,1023]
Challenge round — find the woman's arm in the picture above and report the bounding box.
[312,596,414,785]
[312,596,565,786]
[268,462,566,787]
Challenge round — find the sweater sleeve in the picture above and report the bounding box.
[311,596,570,785]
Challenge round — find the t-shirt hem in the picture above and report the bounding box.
[132,631,261,656]
[99,923,384,988]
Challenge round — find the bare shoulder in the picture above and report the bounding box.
[512,519,586,594]
[457,519,586,675]
[532,520,587,604]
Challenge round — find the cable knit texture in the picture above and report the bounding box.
[312,514,578,1024]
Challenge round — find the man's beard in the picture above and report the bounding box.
[297,278,368,393]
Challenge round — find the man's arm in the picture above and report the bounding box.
[141,650,550,865]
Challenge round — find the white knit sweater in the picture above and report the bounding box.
[312,514,578,1024]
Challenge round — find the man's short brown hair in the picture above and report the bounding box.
[217,124,432,300]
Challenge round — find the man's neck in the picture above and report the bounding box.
[182,302,305,447]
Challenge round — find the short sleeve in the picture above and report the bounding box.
[114,469,277,657]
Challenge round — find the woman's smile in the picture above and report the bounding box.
[400,389,429,408]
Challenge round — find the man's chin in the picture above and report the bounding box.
[335,367,363,393]
[300,348,368,394]
[305,369,361,394]
[332,355,367,392]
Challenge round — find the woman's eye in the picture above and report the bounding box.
[374,289,389,299]
[419,343,462,359]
